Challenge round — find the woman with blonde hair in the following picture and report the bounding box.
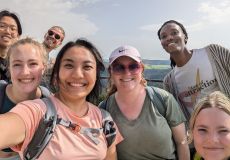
[0,37,51,160]
[189,91,230,160]
[100,45,189,160]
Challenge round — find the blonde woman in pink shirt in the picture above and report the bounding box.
[0,39,123,160]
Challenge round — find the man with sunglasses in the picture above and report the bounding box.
[41,26,65,91]
[43,26,65,55]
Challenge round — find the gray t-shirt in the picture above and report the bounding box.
[104,91,185,160]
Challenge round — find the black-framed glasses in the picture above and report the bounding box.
[111,62,142,75]
[48,30,61,40]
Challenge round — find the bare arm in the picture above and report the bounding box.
[104,142,117,160]
[0,112,26,149]
[171,123,190,160]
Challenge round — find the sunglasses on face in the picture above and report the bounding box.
[48,30,61,40]
[111,62,142,75]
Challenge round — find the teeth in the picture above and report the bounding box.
[20,79,33,83]
[168,42,176,47]
[122,78,132,82]
[70,83,85,87]
[2,36,11,40]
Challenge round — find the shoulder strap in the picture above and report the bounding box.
[99,108,116,147]
[146,86,167,117]
[0,80,7,113]
[39,86,52,98]
[24,97,58,160]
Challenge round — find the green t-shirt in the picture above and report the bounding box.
[103,89,186,160]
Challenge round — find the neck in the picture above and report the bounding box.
[0,47,8,59]
[42,42,52,55]
[55,92,89,117]
[7,84,41,104]
[116,85,146,106]
[172,48,192,67]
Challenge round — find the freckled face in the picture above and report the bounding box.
[193,107,230,160]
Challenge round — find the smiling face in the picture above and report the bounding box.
[0,16,19,49]
[110,56,143,92]
[9,44,45,93]
[159,23,187,54]
[193,107,230,160]
[58,46,97,100]
[43,27,64,50]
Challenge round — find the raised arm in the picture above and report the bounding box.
[0,112,26,149]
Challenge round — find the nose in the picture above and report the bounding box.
[123,68,132,75]
[208,132,219,143]
[73,67,84,78]
[166,34,173,42]
[22,65,30,75]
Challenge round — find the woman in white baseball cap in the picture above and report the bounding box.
[99,45,190,160]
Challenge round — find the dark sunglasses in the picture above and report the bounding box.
[111,62,142,75]
[48,30,61,40]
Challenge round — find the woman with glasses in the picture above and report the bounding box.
[99,45,189,160]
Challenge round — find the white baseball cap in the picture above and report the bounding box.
[109,45,141,65]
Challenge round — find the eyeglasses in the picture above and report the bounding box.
[48,30,61,40]
[0,22,18,34]
[111,62,142,75]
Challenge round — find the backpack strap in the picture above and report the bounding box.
[145,86,167,117]
[0,80,7,113]
[24,97,58,160]
[100,108,116,147]
[39,86,52,98]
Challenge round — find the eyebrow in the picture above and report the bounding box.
[0,22,17,27]
[62,58,95,64]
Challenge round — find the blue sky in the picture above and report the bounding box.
[1,0,230,60]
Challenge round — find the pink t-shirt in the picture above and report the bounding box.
[10,96,123,160]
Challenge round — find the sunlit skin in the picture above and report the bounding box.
[111,56,143,92]
[159,23,191,67]
[193,107,230,160]
[57,46,97,114]
[43,27,64,50]
[0,16,19,54]
[9,44,45,95]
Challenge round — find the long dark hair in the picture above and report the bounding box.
[50,38,105,105]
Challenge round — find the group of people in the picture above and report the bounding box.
[0,9,229,160]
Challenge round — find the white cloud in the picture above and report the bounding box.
[1,0,99,43]
[140,1,230,33]
[198,1,230,24]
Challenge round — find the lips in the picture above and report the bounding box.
[1,35,12,41]
[69,82,86,87]
[120,78,133,82]
[19,78,34,83]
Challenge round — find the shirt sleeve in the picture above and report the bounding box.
[165,92,187,127]
[9,99,46,152]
